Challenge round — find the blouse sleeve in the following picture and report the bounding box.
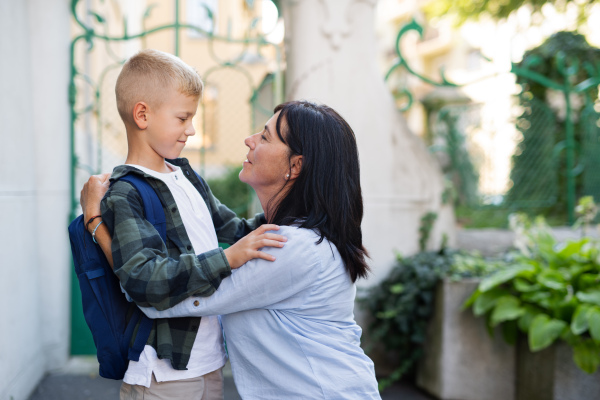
[139,227,321,318]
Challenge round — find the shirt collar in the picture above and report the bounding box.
[110,158,190,182]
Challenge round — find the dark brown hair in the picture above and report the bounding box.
[269,101,370,282]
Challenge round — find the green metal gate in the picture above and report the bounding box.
[68,0,284,354]
[386,20,600,227]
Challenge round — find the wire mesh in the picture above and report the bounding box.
[581,104,600,201]
[506,96,558,209]
[70,0,284,215]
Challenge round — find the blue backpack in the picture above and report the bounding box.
[68,174,166,380]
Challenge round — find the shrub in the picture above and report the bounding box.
[359,248,506,389]
[206,165,253,217]
[464,213,600,374]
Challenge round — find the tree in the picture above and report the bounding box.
[424,0,594,25]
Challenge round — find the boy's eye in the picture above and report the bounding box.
[261,134,267,140]
[179,118,187,122]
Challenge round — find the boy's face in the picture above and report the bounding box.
[145,89,199,160]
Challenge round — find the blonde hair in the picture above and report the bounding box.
[115,49,203,125]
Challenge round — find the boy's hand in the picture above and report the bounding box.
[80,173,110,230]
[223,224,287,269]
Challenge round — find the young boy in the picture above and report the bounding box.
[82,49,285,399]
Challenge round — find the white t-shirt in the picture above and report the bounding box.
[122,162,227,387]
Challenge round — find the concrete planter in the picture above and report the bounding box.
[416,279,516,400]
[516,337,600,400]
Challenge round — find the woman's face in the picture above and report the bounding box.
[240,111,291,196]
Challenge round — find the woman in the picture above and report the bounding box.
[84,101,380,399]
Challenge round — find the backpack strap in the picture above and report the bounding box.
[125,310,155,361]
[116,174,166,361]
[119,174,167,241]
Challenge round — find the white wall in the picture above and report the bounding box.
[0,1,71,399]
[281,0,455,288]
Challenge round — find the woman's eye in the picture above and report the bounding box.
[179,118,187,122]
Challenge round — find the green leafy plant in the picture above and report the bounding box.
[360,249,505,389]
[574,195,599,236]
[465,212,600,374]
[206,165,253,217]
[419,212,438,251]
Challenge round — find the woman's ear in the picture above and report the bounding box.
[289,155,303,180]
[132,102,149,130]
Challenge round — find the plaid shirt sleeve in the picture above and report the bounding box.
[101,181,232,311]
[193,173,267,245]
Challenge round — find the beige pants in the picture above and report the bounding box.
[120,368,224,400]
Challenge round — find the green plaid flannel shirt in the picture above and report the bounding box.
[101,158,265,370]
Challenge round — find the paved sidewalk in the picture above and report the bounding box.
[28,357,434,400]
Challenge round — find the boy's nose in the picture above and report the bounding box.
[185,124,196,136]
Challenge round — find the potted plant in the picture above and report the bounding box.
[359,249,456,390]
[464,205,600,399]
[415,253,516,400]
[360,247,512,399]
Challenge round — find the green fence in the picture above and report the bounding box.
[387,20,600,227]
[68,0,283,354]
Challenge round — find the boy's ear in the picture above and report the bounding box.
[289,155,303,180]
[132,102,149,130]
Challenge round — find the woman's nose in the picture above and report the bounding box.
[244,133,257,149]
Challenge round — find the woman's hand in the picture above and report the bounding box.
[223,224,287,269]
[80,173,110,231]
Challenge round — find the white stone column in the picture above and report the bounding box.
[281,0,455,286]
[29,0,72,372]
[0,3,45,399]
[0,0,71,399]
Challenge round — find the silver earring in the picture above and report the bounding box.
[286,174,290,179]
